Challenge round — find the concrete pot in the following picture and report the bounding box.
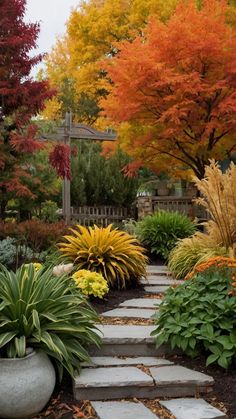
[0,350,56,418]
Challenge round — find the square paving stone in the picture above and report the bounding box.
[74,366,154,388]
[120,298,162,308]
[141,277,183,285]
[160,398,226,419]
[96,324,156,344]
[144,285,169,294]
[150,366,214,386]
[91,401,158,419]
[102,308,155,319]
[146,265,169,274]
[82,356,173,367]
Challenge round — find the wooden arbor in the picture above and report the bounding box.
[42,113,116,223]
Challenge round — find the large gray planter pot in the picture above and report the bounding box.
[0,350,56,418]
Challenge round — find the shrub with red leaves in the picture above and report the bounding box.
[0,220,68,252]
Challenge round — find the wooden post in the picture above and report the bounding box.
[62,111,72,224]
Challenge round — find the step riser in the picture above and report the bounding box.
[90,343,181,357]
[74,384,213,401]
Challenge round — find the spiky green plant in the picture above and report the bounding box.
[59,224,148,289]
[0,264,100,379]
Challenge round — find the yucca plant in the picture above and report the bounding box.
[0,264,100,378]
[136,211,195,260]
[59,224,148,289]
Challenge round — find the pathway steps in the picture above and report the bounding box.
[91,401,158,419]
[144,285,169,294]
[119,298,162,308]
[73,265,226,419]
[102,307,155,319]
[160,398,226,419]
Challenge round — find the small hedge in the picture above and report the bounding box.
[152,262,236,368]
[136,211,195,260]
[0,220,68,252]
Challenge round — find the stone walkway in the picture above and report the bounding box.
[73,266,227,419]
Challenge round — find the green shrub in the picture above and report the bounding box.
[0,237,41,268]
[0,237,17,266]
[41,200,59,223]
[168,233,228,279]
[152,266,236,368]
[0,264,101,378]
[136,211,195,260]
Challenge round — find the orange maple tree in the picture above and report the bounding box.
[102,0,236,178]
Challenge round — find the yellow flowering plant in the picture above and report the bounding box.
[24,262,42,272]
[72,269,109,299]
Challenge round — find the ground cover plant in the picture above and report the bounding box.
[136,211,195,260]
[59,224,148,289]
[152,257,236,368]
[0,264,101,378]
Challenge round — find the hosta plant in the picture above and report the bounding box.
[0,264,101,378]
[152,262,236,369]
[72,270,109,299]
[136,211,195,260]
[59,224,148,289]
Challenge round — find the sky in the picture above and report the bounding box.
[25,0,79,73]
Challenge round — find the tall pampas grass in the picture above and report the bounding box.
[194,160,236,256]
[169,160,236,278]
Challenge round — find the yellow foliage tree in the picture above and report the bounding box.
[44,0,180,123]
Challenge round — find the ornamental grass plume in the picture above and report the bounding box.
[193,160,236,257]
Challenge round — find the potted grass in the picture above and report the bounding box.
[0,264,100,418]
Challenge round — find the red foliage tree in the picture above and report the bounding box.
[0,0,54,216]
[102,0,236,179]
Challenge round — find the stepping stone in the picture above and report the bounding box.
[144,285,169,294]
[120,298,162,309]
[91,401,158,419]
[160,398,226,419]
[96,324,156,344]
[74,366,154,400]
[146,265,169,275]
[90,324,157,357]
[141,277,182,285]
[102,307,155,319]
[150,365,214,387]
[82,356,173,367]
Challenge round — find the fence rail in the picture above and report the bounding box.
[71,206,129,226]
[152,196,194,215]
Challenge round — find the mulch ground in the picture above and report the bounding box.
[33,282,236,419]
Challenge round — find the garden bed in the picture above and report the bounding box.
[91,286,146,314]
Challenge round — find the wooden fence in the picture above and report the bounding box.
[71,206,129,226]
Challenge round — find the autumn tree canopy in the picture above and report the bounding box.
[44,0,180,124]
[102,0,236,178]
[0,0,54,216]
